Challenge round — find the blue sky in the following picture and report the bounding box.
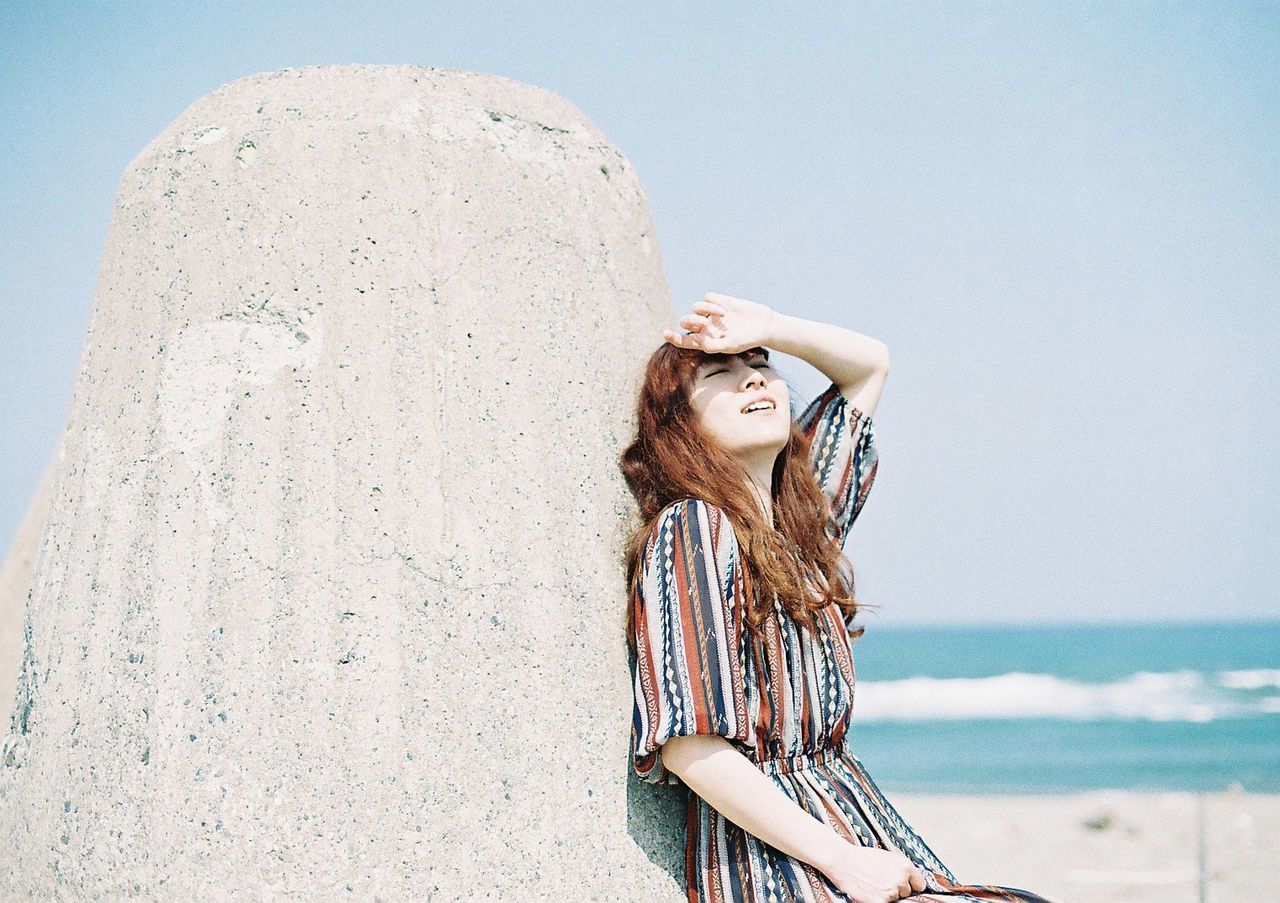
[0,2,1275,623]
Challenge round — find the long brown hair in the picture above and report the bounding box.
[620,341,874,649]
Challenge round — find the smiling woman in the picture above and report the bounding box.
[688,348,793,528]
[620,294,1064,903]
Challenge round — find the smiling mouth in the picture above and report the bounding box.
[741,403,776,415]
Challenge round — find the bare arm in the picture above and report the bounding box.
[665,293,890,418]
[662,734,851,876]
[764,312,890,419]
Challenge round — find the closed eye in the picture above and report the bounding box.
[700,359,771,379]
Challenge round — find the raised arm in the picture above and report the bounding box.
[663,296,888,540]
[765,311,889,420]
[666,295,890,416]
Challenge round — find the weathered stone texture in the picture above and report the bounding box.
[0,64,683,900]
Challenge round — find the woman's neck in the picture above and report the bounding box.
[744,474,774,528]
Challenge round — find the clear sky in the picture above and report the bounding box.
[0,2,1275,624]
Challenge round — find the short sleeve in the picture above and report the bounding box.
[629,498,756,787]
[797,381,879,547]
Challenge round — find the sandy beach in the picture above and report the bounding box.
[889,788,1278,903]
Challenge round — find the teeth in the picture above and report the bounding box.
[743,401,775,413]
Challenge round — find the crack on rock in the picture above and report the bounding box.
[483,108,571,134]
[2,617,39,768]
[352,546,515,594]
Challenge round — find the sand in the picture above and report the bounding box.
[888,788,1278,902]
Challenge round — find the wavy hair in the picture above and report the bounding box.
[620,341,873,650]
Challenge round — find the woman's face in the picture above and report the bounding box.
[689,349,791,461]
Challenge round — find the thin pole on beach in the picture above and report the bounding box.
[1195,791,1207,903]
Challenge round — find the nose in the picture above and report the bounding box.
[741,368,767,391]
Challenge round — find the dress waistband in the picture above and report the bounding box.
[756,743,846,776]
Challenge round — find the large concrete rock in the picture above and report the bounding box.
[0,454,57,730]
[0,64,684,900]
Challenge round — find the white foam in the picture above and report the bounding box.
[1218,668,1280,690]
[853,669,1280,722]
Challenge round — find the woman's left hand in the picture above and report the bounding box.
[664,293,778,355]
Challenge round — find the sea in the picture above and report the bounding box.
[843,619,1280,794]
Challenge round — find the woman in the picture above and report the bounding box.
[622,294,1062,903]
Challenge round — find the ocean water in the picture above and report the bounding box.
[843,619,1280,794]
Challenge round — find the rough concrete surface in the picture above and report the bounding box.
[0,454,56,731]
[0,64,686,900]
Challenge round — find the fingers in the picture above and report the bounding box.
[910,868,928,892]
[679,313,723,336]
[899,867,927,899]
[665,298,736,350]
[663,329,707,351]
[664,328,731,354]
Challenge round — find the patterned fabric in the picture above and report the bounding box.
[628,382,1062,902]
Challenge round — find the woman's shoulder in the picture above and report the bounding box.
[647,497,740,550]
[653,496,731,525]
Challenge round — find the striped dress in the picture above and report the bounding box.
[628,381,1062,903]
